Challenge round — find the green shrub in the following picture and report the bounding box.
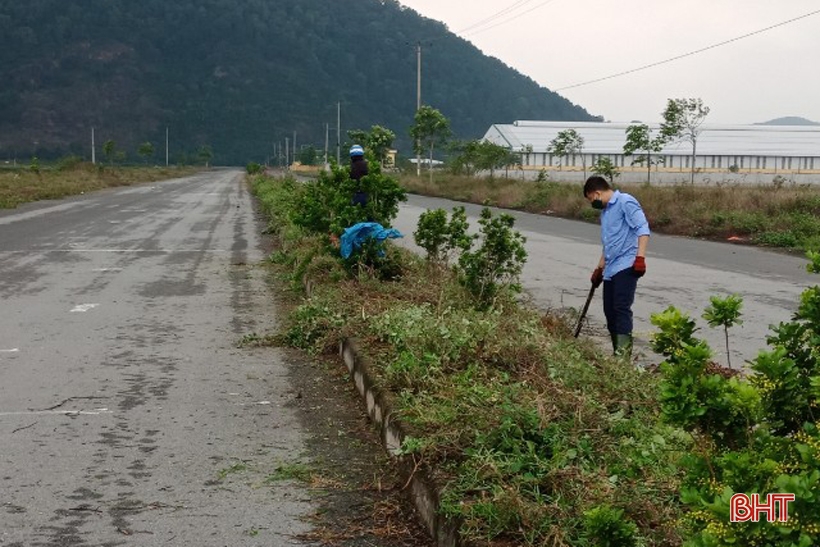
[413,206,471,264]
[285,300,345,354]
[651,257,820,546]
[292,162,406,235]
[246,162,263,175]
[457,208,527,309]
[754,230,800,248]
[582,505,640,547]
[56,155,83,171]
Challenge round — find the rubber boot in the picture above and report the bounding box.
[614,334,633,359]
[609,333,618,353]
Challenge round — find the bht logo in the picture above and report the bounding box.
[730,493,796,523]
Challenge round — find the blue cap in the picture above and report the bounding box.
[349,144,364,157]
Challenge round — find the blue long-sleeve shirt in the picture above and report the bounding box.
[600,190,651,279]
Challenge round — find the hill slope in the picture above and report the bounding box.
[0,0,598,164]
[757,116,820,126]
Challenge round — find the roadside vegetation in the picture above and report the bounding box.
[250,164,689,546]
[399,173,820,253]
[0,159,202,209]
[250,120,820,544]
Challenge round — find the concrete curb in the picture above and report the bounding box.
[340,338,462,547]
[305,277,463,547]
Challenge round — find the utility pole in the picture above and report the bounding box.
[285,137,289,169]
[91,127,96,165]
[324,123,330,170]
[416,42,422,177]
[293,131,297,164]
[336,101,341,165]
[165,126,169,166]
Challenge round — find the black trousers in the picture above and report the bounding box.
[602,268,639,336]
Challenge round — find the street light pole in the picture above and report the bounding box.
[336,101,341,165]
[416,42,422,177]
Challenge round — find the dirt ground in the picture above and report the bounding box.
[283,349,434,547]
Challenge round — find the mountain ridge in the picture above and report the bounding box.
[0,0,598,164]
[756,116,820,126]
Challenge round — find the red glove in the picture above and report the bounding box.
[590,267,604,288]
[633,256,646,277]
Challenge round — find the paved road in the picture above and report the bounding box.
[0,170,315,546]
[392,194,817,368]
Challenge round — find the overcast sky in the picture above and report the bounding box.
[397,0,820,125]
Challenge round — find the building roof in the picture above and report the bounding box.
[483,120,820,157]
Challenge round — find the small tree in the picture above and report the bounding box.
[547,129,585,177]
[623,124,666,185]
[138,141,155,164]
[660,98,710,184]
[476,141,517,178]
[410,105,451,183]
[447,139,481,176]
[103,139,116,166]
[198,145,213,167]
[298,145,318,166]
[702,294,743,369]
[591,157,620,183]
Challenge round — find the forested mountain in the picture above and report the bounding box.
[0,0,599,164]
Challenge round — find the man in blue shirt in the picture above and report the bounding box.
[584,176,650,358]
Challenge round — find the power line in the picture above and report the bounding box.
[456,0,537,35]
[555,8,820,92]
[463,0,560,37]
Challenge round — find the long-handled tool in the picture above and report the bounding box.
[573,284,597,338]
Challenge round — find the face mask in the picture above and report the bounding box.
[591,199,604,210]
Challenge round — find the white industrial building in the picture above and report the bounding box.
[482,120,820,184]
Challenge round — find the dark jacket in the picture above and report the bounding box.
[350,156,369,181]
[350,157,369,206]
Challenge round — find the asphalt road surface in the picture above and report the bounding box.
[391,194,817,368]
[0,170,316,546]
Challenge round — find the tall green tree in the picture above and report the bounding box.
[547,128,586,177]
[660,98,710,184]
[623,124,667,185]
[410,105,451,182]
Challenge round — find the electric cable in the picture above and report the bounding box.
[555,8,820,91]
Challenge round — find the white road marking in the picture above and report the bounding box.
[0,408,113,417]
[0,249,230,254]
[91,268,123,272]
[70,303,99,313]
[0,348,19,353]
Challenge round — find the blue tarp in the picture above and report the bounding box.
[340,222,403,259]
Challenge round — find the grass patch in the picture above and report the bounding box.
[400,173,820,252]
[265,462,314,483]
[216,461,248,480]
[251,173,689,546]
[0,162,202,208]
